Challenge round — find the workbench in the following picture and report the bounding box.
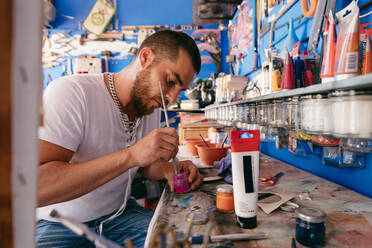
[145,150,372,248]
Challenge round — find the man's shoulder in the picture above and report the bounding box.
[50,73,103,87]
[44,74,104,96]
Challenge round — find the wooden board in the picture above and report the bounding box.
[146,153,372,248]
[0,0,13,247]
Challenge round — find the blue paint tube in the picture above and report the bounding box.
[292,42,304,88]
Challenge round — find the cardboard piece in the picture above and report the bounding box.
[258,191,296,214]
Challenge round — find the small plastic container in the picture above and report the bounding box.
[257,102,268,126]
[285,97,300,129]
[300,94,331,134]
[295,207,326,247]
[216,184,234,212]
[329,90,372,139]
[248,103,257,124]
[268,99,284,127]
[173,172,190,193]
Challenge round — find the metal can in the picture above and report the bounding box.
[295,207,326,247]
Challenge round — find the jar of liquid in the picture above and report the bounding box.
[301,95,331,134]
[329,90,372,139]
[296,207,326,247]
[216,184,234,212]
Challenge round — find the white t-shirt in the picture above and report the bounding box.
[37,73,160,222]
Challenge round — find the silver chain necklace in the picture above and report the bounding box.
[107,73,141,145]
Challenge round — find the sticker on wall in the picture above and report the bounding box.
[83,0,116,35]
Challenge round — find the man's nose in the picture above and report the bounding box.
[166,89,179,104]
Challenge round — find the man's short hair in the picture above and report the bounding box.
[137,30,201,74]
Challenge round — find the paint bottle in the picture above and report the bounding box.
[270,55,283,92]
[173,172,190,193]
[280,51,295,90]
[295,207,327,247]
[334,0,360,80]
[231,130,260,229]
[216,184,234,212]
[292,42,304,88]
[320,11,336,83]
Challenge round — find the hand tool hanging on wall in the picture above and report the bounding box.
[260,15,303,38]
[113,0,118,30]
[121,25,168,30]
[268,0,298,49]
[307,0,336,54]
[301,0,318,18]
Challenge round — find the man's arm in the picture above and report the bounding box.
[38,127,179,207]
[38,140,135,207]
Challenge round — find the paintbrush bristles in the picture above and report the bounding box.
[158,81,170,128]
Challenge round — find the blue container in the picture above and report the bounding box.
[295,207,326,247]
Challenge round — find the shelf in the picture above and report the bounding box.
[164,108,204,113]
[205,73,372,110]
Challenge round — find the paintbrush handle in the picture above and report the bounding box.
[211,233,267,242]
[158,81,170,127]
[158,81,178,174]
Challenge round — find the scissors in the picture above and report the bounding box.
[259,172,283,187]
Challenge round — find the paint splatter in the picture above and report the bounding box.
[176,195,194,208]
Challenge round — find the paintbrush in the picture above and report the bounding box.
[221,134,228,148]
[199,134,209,148]
[158,81,178,175]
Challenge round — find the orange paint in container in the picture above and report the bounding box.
[216,184,234,212]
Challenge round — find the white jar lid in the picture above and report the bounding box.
[217,184,233,193]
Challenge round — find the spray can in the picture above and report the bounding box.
[231,130,260,229]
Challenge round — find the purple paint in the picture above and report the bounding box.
[174,172,190,193]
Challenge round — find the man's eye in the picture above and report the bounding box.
[168,80,176,87]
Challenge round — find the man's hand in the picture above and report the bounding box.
[127,127,179,167]
[163,160,203,192]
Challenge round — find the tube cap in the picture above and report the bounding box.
[236,216,257,229]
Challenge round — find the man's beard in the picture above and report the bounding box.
[130,67,157,118]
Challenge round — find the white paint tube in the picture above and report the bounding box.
[231,130,260,229]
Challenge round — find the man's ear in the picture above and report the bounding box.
[138,47,155,69]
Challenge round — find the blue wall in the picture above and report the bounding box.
[261,142,372,198]
[51,0,195,28]
[45,0,228,88]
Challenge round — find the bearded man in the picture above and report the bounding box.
[37,30,203,247]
